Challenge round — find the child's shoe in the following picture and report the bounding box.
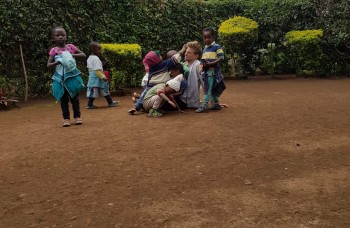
[86,105,97,109]
[74,117,83,125]
[151,109,163,117]
[133,92,141,98]
[209,103,222,110]
[108,101,118,107]
[62,119,71,127]
[195,106,206,113]
[148,108,155,117]
[128,108,137,115]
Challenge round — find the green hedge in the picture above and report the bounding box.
[0,0,349,97]
[219,16,259,55]
[286,30,324,76]
[101,43,142,89]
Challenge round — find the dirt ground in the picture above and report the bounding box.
[0,79,349,228]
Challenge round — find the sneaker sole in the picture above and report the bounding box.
[128,109,136,115]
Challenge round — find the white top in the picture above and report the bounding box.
[87,55,103,71]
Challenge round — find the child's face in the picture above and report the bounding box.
[53,28,67,46]
[170,69,180,78]
[92,44,102,56]
[164,85,175,94]
[203,31,214,46]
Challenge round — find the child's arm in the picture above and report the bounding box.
[72,48,86,60]
[47,55,61,68]
[178,43,187,57]
[88,56,107,81]
[204,46,224,68]
[171,89,185,97]
[95,70,108,81]
[158,90,176,108]
[203,58,223,68]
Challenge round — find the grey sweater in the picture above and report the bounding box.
[180,60,203,108]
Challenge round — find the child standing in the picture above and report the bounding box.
[196,27,226,113]
[86,42,118,109]
[47,27,86,127]
[142,74,183,117]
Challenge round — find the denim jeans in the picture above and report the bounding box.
[135,86,151,110]
[202,71,219,108]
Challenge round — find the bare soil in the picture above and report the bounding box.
[0,79,349,227]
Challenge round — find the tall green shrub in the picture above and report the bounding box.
[218,16,258,77]
[101,44,142,89]
[310,0,350,76]
[219,16,258,54]
[285,29,324,76]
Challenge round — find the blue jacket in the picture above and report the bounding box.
[51,52,85,101]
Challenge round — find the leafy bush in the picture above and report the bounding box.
[101,43,142,89]
[218,16,258,77]
[285,30,324,76]
[218,16,258,55]
[0,0,349,98]
[245,0,316,44]
[0,0,248,97]
[257,43,287,77]
[310,0,350,76]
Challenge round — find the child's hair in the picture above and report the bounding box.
[186,41,202,55]
[170,63,184,75]
[89,41,100,52]
[167,50,177,59]
[52,27,65,36]
[203,27,215,37]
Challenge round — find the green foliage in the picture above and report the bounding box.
[257,43,287,77]
[285,30,323,45]
[285,30,325,76]
[218,16,259,77]
[218,16,259,55]
[101,44,143,89]
[0,0,349,97]
[245,0,317,44]
[0,0,246,97]
[310,0,350,76]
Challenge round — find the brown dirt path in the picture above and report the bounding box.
[0,79,349,227]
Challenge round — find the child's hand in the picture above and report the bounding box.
[179,44,187,55]
[102,76,108,81]
[168,100,176,108]
[199,64,203,72]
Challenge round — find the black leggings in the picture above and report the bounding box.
[60,89,80,119]
[87,95,113,106]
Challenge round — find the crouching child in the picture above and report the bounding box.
[142,74,183,117]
